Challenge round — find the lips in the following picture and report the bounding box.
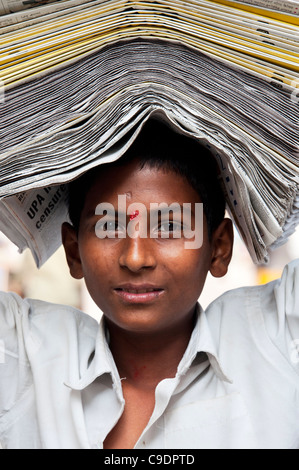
[117,287,159,293]
[114,284,164,303]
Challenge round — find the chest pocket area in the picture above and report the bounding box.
[164,391,258,449]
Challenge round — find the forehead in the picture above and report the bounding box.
[83,159,201,206]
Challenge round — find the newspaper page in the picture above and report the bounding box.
[212,0,299,21]
[0,185,69,267]
[0,0,68,15]
[230,0,299,15]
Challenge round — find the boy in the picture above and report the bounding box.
[0,119,299,449]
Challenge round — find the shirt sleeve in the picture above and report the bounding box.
[261,258,299,369]
[0,292,32,421]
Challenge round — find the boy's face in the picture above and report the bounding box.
[62,159,233,335]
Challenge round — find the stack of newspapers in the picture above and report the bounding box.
[0,0,298,266]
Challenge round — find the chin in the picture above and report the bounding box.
[107,313,168,334]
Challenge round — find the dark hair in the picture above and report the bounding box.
[67,118,226,237]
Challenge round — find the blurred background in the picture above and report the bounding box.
[0,222,298,322]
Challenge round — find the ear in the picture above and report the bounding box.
[209,218,234,278]
[61,222,84,280]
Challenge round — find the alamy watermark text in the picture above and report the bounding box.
[94,195,204,249]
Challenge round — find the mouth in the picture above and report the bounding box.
[114,284,165,303]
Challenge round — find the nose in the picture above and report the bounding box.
[118,236,156,273]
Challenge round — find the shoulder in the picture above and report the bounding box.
[25,296,98,332]
[0,291,99,355]
[204,281,262,344]
[0,289,98,325]
[204,259,299,370]
[205,258,299,321]
[26,298,100,357]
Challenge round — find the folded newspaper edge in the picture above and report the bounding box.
[0,109,298,268]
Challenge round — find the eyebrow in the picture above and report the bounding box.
[85,209,127,219]
[86,204,195,218]
[151,205,195,217]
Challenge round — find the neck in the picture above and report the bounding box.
[106,311,196,390]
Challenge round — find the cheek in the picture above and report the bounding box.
[79,239,114,282]
[80,246,115,311]
[159,243,210,284]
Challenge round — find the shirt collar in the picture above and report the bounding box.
[177,303,232,384]
[65,315,120,392]
[66,303,232,391]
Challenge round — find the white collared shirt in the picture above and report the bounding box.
[1,259,299,449]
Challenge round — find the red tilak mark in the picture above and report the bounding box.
[129,210,139,221]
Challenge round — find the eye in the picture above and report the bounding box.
[95,218,126,238]
[102,220,118,232]
[157,220,184,237]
